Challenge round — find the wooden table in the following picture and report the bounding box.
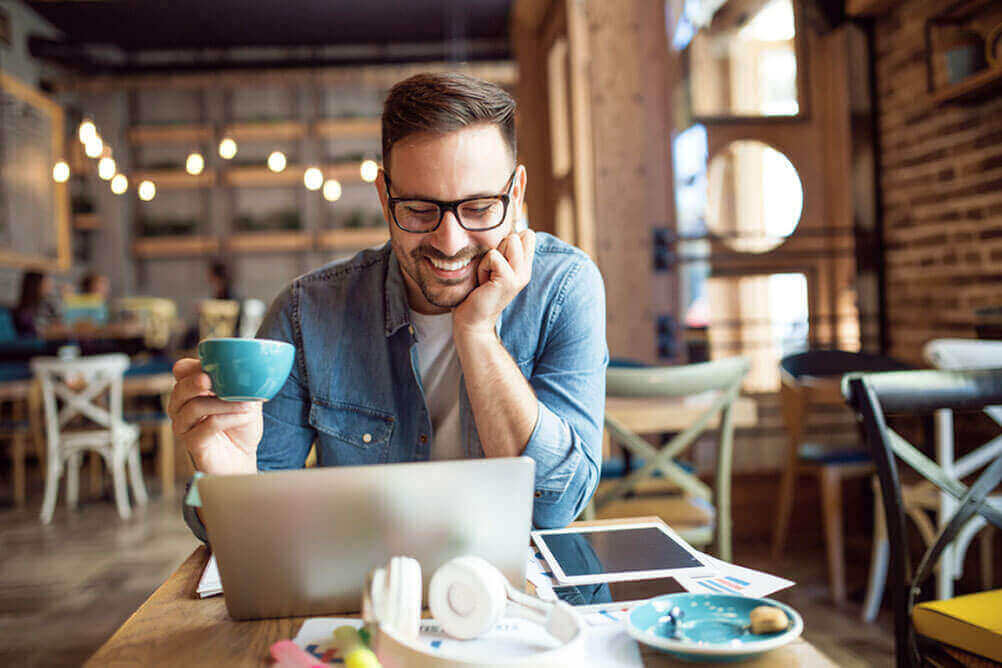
[40,321,146,341]
[87,517,835,667]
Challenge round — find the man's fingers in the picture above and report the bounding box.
[483,248,516,285]
[167,372,214,417]
[173,357,203,380]
[183,412,260,457]
[173,396,259,436]
[504,232,524,273]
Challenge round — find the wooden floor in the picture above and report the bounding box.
[0,478,894,667]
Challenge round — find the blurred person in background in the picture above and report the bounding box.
[13,270,60,338]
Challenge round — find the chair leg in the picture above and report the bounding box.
[110,451,132,520]
[820,468,847,605]
[88,451,103,498]
[980,528,994,590]
[771,462,798,560]
[40,457,61,524]
[127,440,149,507]
[863,482,889,622]
[12,432,26,508]
[66,452,81,510]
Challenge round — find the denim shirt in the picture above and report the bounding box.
[185,232,607,538]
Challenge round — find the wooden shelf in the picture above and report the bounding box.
[223,120,306,141]
[131,169,217,189]
[314,117,380,138]
[228,231,313,253]
[930,66,1002,104]
[128,124,212,144]
[73,213,101,230]
[133,235,219,258]
[316,228,389,251]
[224,162,368,187]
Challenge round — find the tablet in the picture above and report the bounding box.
[541,577,687,612]
[531,522,713,584]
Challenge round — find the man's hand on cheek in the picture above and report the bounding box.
[453,229,536,338]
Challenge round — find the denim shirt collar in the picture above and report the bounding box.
[382,245,503,338]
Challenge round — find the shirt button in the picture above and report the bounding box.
[419,434,428,444]
[534,490,542,498]
[362,433,372,443]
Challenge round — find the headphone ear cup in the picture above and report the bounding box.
[384,556,422,640]
[428,556,507,640]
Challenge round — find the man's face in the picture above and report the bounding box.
[377,123,524,315]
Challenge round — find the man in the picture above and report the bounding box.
[169,73,607,536]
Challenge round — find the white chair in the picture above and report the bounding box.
[861,338,1002,621]
[238,298,266,338]
[31,354,148,523]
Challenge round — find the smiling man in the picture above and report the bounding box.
[169,73,608,532]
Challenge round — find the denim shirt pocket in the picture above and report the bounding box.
[308,399,395,463]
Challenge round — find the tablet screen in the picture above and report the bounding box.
[537,527,702,576]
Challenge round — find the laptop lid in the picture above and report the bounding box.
[198,456,535,620]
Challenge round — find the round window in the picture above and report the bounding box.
[706,140,803,253]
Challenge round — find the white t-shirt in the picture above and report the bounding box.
[408,309,463,460]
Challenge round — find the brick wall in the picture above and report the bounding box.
[874,1,1002,363]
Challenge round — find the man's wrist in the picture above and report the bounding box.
[452,322,500,350]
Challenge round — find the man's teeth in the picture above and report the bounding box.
[428,257,471,271]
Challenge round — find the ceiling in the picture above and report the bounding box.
[25,0,513,70]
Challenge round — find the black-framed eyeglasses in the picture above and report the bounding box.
[384,168,517,233]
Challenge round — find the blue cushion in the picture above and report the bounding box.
[0,362,31,382]
[0,307,17,343]
[798,443,871,465]
[600,457,696,479]
[125,356,174,377]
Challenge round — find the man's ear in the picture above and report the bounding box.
[375,169,391,227]
[513,165,528,228]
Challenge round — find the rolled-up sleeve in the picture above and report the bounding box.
[523,257,608,528]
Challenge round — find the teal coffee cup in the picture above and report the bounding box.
[197,337,295,401]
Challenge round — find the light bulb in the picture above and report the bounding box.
[218,137,237,160]
[84,136,104,158]
[52,161,70,183]
[304,167,323,191]
[322,179,342,202]
[360,159,378,183]
[186,152,205,176]
[78,119,97,144]
[111,174,128,195]
[267,151,287,173]
[98,157,116,180]
[138,180,156,201]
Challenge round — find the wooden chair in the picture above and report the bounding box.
[861,338,1002,621]
[844,369,1002,667]
[198,299,240,340]
[590,356,750,561]
[114,297,178,350]
[32,354,148,523]
[772,350,910,605]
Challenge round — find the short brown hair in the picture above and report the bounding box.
[381,73,516,169]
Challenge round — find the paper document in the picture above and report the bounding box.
[197,554,222,598]
[293,616,643,667]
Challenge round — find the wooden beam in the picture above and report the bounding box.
[845,0,898,17]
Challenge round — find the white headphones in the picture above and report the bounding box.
[363,555,586,667]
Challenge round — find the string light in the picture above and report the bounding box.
[98,157,116,180]
[218,137,237,160]
[111,174,128,195]
[84,135,104,158]
[360,159,378,183]
[52,161,70,183]
[186,152,205,176]
[267,151,287,173]
[304,167,323,191]
[138,180,156,201]
[78,119,97,144]
[322,179,342,202]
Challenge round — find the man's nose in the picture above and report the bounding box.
[429,209,470,257]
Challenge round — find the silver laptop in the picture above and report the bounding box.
[198,456,535,620]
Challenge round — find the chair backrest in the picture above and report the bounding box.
[198,299,240,340]
[238,298,266,338]
[780,349,910,379]
[30,354,131,453]
[606,356,750,398]
[114,297,178,349]
[924,339,1002,426]
[843,368,1002,668]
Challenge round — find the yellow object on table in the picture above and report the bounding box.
[334,625,382,668]
[912,589,1002,663]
